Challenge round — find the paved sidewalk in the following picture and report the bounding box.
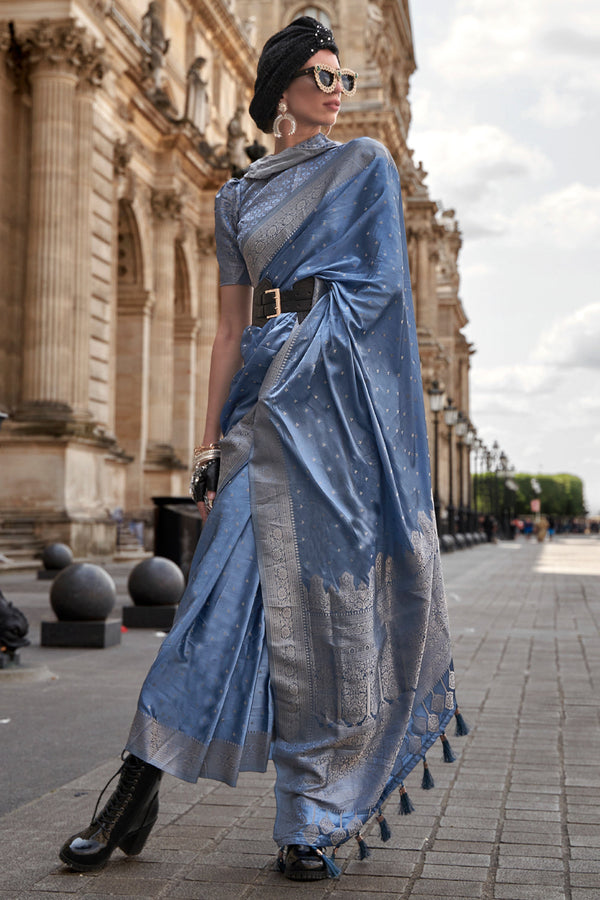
[0,535,598,899]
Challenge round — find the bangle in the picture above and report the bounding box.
[194,441,220,454]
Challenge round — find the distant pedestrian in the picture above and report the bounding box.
[535,516,549,542]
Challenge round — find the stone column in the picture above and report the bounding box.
[415,227,436,333]
[18,20,95,420]
[195,230,219,441]
[72,51,104,418]
[115,287,154,511]
[173,313,199,466]
[146,187,182,464]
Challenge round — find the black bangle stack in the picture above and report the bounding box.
[190,443,221,508]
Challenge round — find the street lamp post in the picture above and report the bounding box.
[491,440,500,523]
[465,426,475,531]
[443,398,458,536]
[499,450,508,538]
[455,412,468,533]
[472,438,480,527]
[476,439,487,532]
[427,380,446,534]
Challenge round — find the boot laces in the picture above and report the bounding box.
[92,756,144,830]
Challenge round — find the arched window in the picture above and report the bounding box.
[294,7,332,29]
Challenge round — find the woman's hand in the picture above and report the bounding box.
[197,493,215,523]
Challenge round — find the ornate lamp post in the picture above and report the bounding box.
[499,450,509,538]
[485,445,494,517]
[443,398,458,536]
[491,440,500,524]
[465,426,475,531]
[476,439,487,531]
[472,437,481,526]
[427,380,446,533]
[455,412,468,533]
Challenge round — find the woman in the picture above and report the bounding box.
[59,17,459,882]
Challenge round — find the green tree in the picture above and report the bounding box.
[510,473,586,517]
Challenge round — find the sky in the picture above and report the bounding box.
[407,0,600,515]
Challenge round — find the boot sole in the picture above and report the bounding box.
[285,868,329,881]
[58,847,109,873]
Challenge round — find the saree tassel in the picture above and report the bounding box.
[376,813,392,842]
[454,706,470,736]
[398,783,415,815]
[421,758,435,790]
[356,833,371,860]
[316,848,341,878]
[441,731,456,763]
[276,847,286,873]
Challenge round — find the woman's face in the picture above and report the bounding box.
[282,49,343,131]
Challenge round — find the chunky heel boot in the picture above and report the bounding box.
[59,754,162,872]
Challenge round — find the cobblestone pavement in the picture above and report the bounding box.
[0,534,598,899]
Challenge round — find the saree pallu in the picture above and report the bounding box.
[127,136,456,849]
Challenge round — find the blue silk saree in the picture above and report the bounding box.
[126,133,456,849]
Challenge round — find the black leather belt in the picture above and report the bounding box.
[252,277,319,327]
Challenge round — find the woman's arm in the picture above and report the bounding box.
[197,283,253,519]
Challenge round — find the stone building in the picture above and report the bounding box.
[0,0,471,555]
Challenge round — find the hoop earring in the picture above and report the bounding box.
[273,100,296,138]
[323,125,333,137]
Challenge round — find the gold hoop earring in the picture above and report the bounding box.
[273,100,297,138]
[324,125,333,137]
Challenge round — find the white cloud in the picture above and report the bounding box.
[526,88,587,128]
[473,364,558,396]
[534,303,600,369]
[415,1,600,141]
[411,124,553,239]
[431,0,600,86]
[512,184,600,249]
[413,124,552,188]
[541,27,600,59]
[461,261,493,279]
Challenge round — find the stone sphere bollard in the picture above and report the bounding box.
[38,542,74,580]
[50,563,117,622]
[128,556,185,607]
[42,543,73,571]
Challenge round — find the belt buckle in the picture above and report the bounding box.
[264,287,281,319]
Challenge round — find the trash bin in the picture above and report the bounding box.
[152,497,203,580]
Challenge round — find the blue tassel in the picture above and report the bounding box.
[421,758,435,790]
[441,731,456,763]
[454,707,470,736]
[376,813,392,842]
[276,847,285,873]
[317,849,341,878]
[356,834,371,860]
[398,784,415,815]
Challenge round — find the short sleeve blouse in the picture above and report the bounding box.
[214,179,251,286]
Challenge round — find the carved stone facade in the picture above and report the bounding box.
[0,0,471,554]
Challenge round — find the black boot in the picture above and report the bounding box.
[284,844,328,880]
[59,754,162,872]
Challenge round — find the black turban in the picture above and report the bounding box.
[249,17,339,133]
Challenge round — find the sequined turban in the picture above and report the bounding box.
[249,16,339,133]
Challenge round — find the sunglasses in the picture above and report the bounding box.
[292,64,358,96]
